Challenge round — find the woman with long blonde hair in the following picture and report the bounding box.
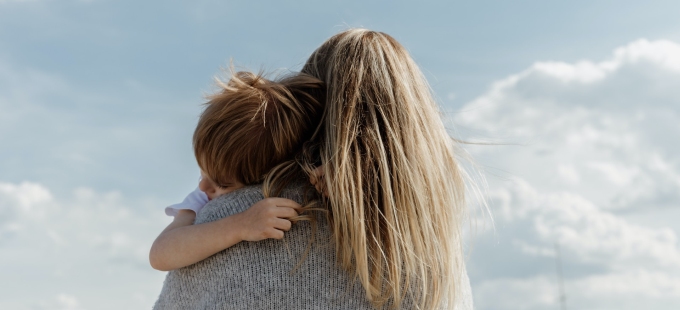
[298,29,472,309]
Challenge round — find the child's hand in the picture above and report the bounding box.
[235,198,301,241]
[309,165,328,197]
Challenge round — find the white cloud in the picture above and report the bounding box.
[612,39,680,71]
[458,39,680,212]
[473,276,558,310]
[0,181,53,212]
[0,181,168,309]
[556,164,580,184]
[474,271,680,310]
[492,179,680,268]
[458,39,680,310]
[0,182,55,240]
[533,61,610,83]
[577,270,680,299]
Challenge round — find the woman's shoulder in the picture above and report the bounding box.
[194,185,262,224]
[194,183,307,224]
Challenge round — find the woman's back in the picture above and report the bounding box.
[153,185,375,309]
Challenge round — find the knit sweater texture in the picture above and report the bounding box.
[153,185,376,309]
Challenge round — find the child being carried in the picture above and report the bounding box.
[149,71,324,271]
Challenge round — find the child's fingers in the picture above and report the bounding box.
[267,228,285,240]
[261,198,302,211]
[274,206,299,219]
[273,218,292,231]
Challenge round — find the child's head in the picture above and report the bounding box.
[193,71,324,191]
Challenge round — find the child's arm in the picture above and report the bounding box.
[149,197,301,271]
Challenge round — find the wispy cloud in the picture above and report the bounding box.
[459,39,680,309]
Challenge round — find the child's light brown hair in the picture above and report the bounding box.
[193,71,324,187]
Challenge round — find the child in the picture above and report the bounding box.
[149,71,324,271]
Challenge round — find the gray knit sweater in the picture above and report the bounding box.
[153,185,376,310]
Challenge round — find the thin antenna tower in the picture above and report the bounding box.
[555,242,567,310]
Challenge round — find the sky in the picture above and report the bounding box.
[1,1,679,309]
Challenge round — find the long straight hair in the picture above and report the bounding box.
[296,29,469,309]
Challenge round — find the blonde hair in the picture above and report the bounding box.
[193,71,323,186]
[297,29,468,309]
